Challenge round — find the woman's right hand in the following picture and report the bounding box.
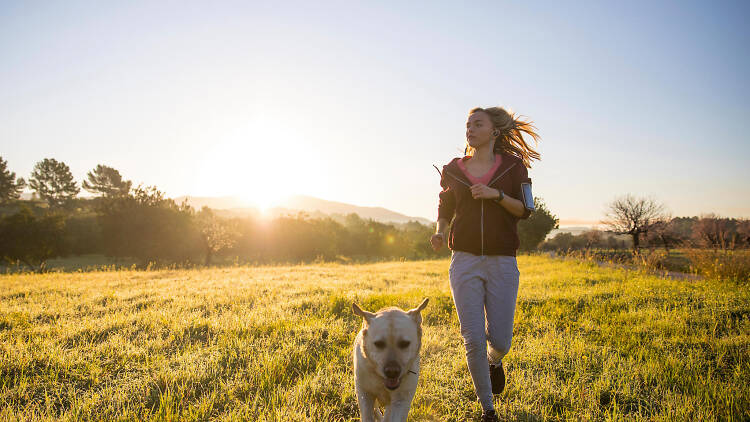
[430,233,444,251]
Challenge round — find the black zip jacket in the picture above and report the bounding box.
[437,152,532,256]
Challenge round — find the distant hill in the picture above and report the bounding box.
[16,192,431,225]
[174,194,433,226]
[546,226,593,239]
[173,196,248,210]
[545,225,633,243]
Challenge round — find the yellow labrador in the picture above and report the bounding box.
[352,298,429,422]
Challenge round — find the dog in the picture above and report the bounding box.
[352,298,429,422]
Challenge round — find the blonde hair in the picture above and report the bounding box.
[466,106,541,168]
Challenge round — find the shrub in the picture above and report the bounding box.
[684,249,750,282]
[634,250,670,271]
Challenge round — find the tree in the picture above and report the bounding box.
[197,207,239,265]
[646,218,685,253]
[518,197,559,251]
[0,207,67,272]
[602,195,667,254]
[264,212,342,261]
[64,214,101,255]
[669,216,698,244]
[82,164,132,197]
[97,184,201,265]
[737,219,750,249]
[28,158,80,208]
[582,229,604,249]
[0,156,26,204]
[692,214,741,251]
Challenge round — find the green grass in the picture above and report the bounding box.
[0,254,138,273]
[1,256,748,421]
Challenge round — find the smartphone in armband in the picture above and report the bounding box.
[520,182,535,211]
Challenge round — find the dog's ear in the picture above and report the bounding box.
[407,298,429,322]
[352,303,375,323]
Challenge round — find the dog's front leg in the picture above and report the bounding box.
[356,387,379,422]
[383,399,412,422]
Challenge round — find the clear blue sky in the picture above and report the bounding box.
[2,1,749,224]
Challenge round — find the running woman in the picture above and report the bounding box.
[430,106,540,421]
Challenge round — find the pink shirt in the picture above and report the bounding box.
[456,154,503,185]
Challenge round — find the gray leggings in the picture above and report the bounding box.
[449,250,520,411]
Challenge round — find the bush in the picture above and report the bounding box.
[633,250,671,271]
[684,249,750,283]
[0,207,67,272]
[518,197,559,251]
[540,231,630,252]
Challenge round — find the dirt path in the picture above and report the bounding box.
[544,251,703,281]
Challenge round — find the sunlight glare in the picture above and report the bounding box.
[199,112,308,213]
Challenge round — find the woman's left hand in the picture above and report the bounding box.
[470,184,499,200]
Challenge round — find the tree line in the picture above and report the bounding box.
[542,194,749,253]
[0,157,559,271]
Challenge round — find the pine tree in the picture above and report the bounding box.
[0,156,26,204]
[82,164,132,197]
[28,158,80,208]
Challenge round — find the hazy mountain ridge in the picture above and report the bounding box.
[546,226,596,240]
[174,195,433,226]
[19,192,431,225]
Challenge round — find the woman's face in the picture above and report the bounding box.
[466,111,494,149]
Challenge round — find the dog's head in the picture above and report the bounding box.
[352,298,429,390]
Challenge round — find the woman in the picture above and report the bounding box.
[430,106,540,421]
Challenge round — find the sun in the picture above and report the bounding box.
[239,187,287,214]
[232,156,296,214]
[196,112,305,213]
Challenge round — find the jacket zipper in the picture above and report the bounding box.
[487,162,516,187]
[482,163,515,256]
[438,162,517,257]
[480,199,484,256]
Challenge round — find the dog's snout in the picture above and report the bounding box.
[383,361,401,379]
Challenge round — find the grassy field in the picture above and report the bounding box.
[1,256,748,421]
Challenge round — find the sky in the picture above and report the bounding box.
[2,0,749,225]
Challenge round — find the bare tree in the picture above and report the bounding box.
[602,195,667,254]
[646,217,685,253]
[582,229,603,249]
[693,214,741,251]
[197,207,239,266]
[738,219,750,249]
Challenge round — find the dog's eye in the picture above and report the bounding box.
[374,340,386,349]
[398,340,410,349]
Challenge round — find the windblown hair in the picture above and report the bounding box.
[465,106,541,168]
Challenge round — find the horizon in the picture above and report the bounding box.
[3,1,749,223]
[16,190,732,230]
